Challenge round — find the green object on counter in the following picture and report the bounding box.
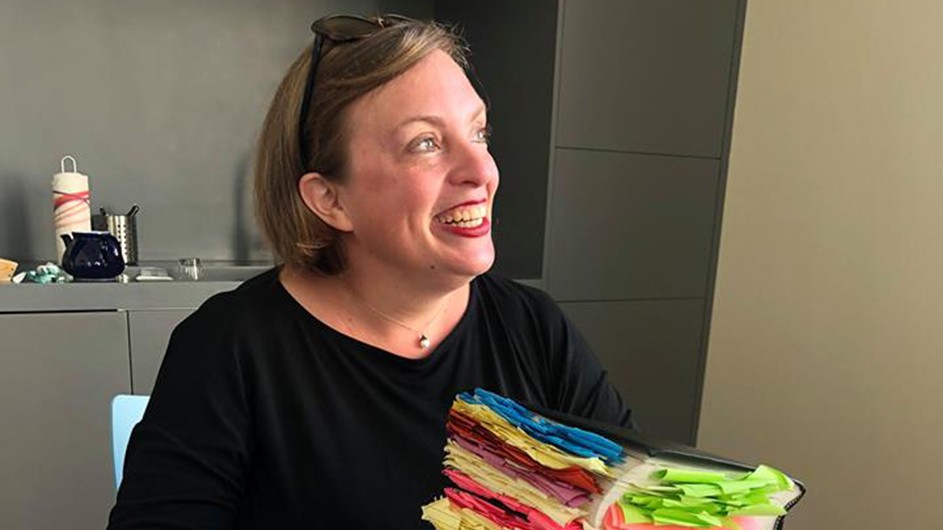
[617,464,792,528]
[13,262,71,284]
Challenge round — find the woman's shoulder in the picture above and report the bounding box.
[175,267,288,335]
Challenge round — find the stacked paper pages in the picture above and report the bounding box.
[422,389,803,530]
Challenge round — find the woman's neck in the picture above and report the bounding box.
[279,264,472,358]
[341,263,466,321]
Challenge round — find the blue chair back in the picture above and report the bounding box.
[111,394,150,489]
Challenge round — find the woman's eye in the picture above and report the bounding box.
[411,137,439,153]
[475,126,492,144]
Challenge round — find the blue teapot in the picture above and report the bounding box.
[60,231,125,280]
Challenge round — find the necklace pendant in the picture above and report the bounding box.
[419,334,431,349]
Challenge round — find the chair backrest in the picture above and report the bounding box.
[111,394,150,489]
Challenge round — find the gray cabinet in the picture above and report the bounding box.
[544,0,745,443]
[556,0,741,157]
[560,299,706,443]
[0,311,131,530]
[0,280,239,528]
[547,149,720,301]
[128,309,194,394]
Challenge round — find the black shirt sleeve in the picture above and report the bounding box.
[509,282,636,430]
[551,308,636,430]
[108,294,252,529]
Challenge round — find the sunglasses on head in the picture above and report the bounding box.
[297,14,415,169]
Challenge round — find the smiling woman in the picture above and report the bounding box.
[299,49,498,299]
[108,14,633,530]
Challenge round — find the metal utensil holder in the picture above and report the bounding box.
[92,212,138,265]
[108,214,138,265]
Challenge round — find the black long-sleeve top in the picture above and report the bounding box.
[107,269,633,529]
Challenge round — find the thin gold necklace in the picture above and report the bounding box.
[348,289,452,349]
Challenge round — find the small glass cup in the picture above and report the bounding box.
[175,258,203,281]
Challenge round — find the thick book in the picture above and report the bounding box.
[422,389,805,530]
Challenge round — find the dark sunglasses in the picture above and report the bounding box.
[297,14,415,169]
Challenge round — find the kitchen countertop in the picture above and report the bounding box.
[0,264,272,312]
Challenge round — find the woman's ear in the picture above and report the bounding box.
[298,172,354,232]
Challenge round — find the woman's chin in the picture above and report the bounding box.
[435,236,494,274]
[467,246,496,276]
[444,249,495,280]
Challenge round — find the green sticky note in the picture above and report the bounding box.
[634,483,677,491]
[630,486,675,497]
[717,479,771,495]
[678,484,724,498]
[676,496,716,508]
[619,464,793,528]
[662,498,692,509]
[716,494,748,507]
[745,465,794,491]
[696,513,728,527]
[728,504,787,517]
[654,469,732,484]
[659,496,718,510]
[618,502,653,524]
[625,495,664,509]
[651,508,725,528]
[697,503,725,515]
[741,492,771,505]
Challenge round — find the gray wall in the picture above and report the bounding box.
[0,0,432,264]
[701,1,943,527]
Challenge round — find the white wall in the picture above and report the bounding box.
[699,1,943,528]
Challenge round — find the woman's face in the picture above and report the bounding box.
[333,50,499,283]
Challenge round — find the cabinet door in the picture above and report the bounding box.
[556,0,741,157]
[547,148,719,301]
[0,311,131,530]
[560,299,705,444]
[128,309,194,395]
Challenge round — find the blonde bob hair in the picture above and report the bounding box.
[253,18,469,275]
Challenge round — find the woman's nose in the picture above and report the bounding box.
[449,142,498,187]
